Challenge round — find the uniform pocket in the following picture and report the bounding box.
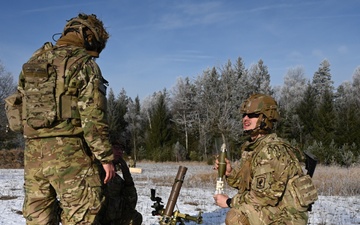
[280,175,316,212]
[85,170,103,214]
[291,175,318,207]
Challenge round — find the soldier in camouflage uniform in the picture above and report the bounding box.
[17,13,116,225]
[213,94,317,225]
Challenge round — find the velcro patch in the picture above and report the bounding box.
[256,176,266,189]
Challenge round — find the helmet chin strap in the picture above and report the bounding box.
[243,125,261,136]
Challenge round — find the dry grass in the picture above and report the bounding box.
[184,164,360,196]
[137,162,360,197]
[312,164,360,196]
[185,172,218,188]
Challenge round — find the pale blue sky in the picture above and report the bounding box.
[1,0,359,99]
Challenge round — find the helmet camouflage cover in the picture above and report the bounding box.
[240,93,280,121]
[62,13,109,54]
[240,93,280,132]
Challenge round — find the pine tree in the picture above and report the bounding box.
[145,90,173,161]
[334,74,360,161]
[107,88,117,135]
[296,82,316,146]
[234,57,251,99]
[248,59,272,95]
[108,88,130,152]
[312,59,333,103]
[351,68,360,149]
[313,89,336,147]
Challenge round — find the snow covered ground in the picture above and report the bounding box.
[0,162,359,225]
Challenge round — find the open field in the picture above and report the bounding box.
[0,161,359,224]
[135,161,360,196]
[1,148,359,196]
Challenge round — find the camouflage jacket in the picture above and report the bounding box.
[226,133,303,209]
[17,42,113,164]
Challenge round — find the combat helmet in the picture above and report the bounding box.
[62,13,109,56]
[240,93,280,134]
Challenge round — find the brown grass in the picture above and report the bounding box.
[312,164,360,196]
[163,163,360,196]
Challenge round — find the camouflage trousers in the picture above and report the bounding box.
[225,203,308,225]
[23,137,103,225]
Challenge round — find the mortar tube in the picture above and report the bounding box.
[161,166,188,223]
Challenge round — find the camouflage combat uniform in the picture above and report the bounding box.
[19,42,114,225]
[225,133,309,225]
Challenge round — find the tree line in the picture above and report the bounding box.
[1,58,359,166]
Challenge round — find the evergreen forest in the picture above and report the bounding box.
[1,57,360,166]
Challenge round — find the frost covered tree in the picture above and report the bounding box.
[141,95,154,131]
[0,61,19,149]
[248,59,272,95]
[234,57,251,99]
[124,96,143,161]
[278,66,308,140]
[194,67,220,158]
[193,61,244,158]
[279,66,308,113]
[312,59,333,102]
[352,66,360,108]
[171,77,197,157]
[310,60,336,150]
[217,60,243,145]
[0,62,16,101]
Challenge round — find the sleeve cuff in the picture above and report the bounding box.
[226,198,232,208]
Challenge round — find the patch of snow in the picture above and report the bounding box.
[0,163,359,225]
